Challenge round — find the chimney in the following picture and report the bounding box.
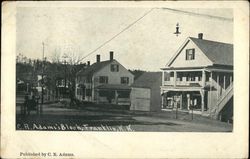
[110,51,114,61]
[87,61,90,66]
[96,54,100,63]
[198,33,203,39]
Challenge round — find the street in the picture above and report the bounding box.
[16,102,233,132]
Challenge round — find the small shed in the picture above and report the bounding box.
[130,72,162,111]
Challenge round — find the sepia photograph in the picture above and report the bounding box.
[15,5,234,132]
[1,1,249,158]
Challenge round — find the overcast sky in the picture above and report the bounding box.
[16,7,233,71]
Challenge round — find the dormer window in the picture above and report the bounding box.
[186,49,195,60]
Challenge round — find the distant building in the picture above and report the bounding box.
[75,51,134,105]
[130,72,162,111]
[161,33,233,122]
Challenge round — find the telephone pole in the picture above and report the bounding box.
[40,42,45,115]
[62,54,68,98]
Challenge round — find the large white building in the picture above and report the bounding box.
[161,33,233,122]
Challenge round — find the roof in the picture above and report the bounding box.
[190,37,233,66]
[95,84,131,90]
[131,72,162,88]
[77,60,112,76]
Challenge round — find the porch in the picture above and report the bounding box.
[162,68,233,92]
[162,69,209,88]
[95,84,131,106]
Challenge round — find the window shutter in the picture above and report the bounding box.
[191,49,195,59]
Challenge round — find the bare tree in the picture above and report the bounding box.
[49,48,61,63]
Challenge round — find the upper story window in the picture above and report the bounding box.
[121,77,129,84]
[164,72,171,81]
[99,76,108,84]
[186,49,195,60]
[111,64,119,72]
[198,76,202,81]
[187,75,195,81]
[177,73,183,81]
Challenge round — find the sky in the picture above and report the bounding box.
[16,7,233,71]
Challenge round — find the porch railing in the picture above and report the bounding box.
[163,81,204,87]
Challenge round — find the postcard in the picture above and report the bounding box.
[1,1,249,158]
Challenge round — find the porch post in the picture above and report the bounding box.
[187,94,190,110]
[162,71,165,86]
[209,72,213,113]
[180,93,183,110]
[96,89,99,104]
[115,90,118,105]
[223,75,226,90]
[217,74,219,99]
[84,87,87,100]
[202,70,206,87]
[200,90,205,113]
[230,76,232,85]
[174,71,177,87]
[161,91,164,109]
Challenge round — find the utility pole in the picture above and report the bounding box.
[64,60,67,98]
[40,42,45,115]
[62,54,68,98]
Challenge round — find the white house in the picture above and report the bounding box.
[75,51,134,105]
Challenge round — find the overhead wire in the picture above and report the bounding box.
[158,7,233,22]
[78,7,232,63]
[78,8,155,63]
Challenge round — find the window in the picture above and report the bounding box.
[186,49,195,60]
[190,76,195,81]
[77,88,81,95]
[77,88,84,96]
[121,77,129,84]
[111,64,119,72]
[187,74,195,81]
[99,76,108,84]
[164,72,170,81]
[177,73,183,81]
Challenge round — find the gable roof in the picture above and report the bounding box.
[190,37,233,66]
[166,37,233,67]
[132,72,162,89]
[77,60,112,76]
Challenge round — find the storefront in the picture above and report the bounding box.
[162,90,207,112]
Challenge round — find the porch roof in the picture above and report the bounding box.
[95,84,131,91]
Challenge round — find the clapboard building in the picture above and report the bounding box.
[161,34,233,121]
[75,52,134,105]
